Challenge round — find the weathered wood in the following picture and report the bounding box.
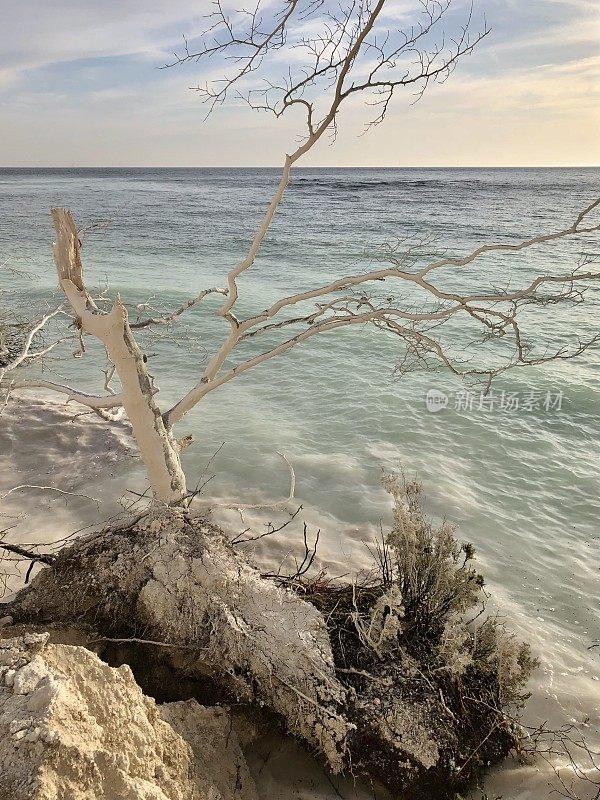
[51,208,187,505]
[51,208,86,293]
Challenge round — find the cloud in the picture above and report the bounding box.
[0,0,598,165]
[418,54,600,116]
[0,0,212,87]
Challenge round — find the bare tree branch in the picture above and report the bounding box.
[0,307,65,383]
[0,484,101,508]
[165,200,600,423]
[5,380,125,410]
[129,287,228,329]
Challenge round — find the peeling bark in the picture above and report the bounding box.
[51,209,187,504]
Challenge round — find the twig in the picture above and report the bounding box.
[197,451,296,511]
[231,504,303,544]
[88,636,199,650]
[0,542,55,565]
[0,484,101,509]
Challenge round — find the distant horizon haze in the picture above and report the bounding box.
[1,164,599,170]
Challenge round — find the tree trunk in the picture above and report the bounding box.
[103,306,187,504]
[51,208,187,505]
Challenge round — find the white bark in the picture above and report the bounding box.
[166,3,387,426]
[164,198,599,424]
[51,208,187,505]
[7,379,124,409]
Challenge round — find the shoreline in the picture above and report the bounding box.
[1,394,598,799]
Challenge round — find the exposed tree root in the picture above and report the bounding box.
[6,508,350,773]
[4,490,536,799]
[298,579,527,798]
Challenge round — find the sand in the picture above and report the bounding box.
[0,394,140,595]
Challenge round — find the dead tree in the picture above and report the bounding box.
[2,0,599,503]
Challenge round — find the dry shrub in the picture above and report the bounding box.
[381,472,483,650]
[299,473,538,798]
[376,473,537,696]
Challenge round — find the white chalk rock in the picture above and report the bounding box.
[0,634,257,800]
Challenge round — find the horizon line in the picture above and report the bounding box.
[1,164,598,170]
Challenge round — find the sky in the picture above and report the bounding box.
[0,0,599,167]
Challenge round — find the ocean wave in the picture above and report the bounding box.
[289,178,457,191]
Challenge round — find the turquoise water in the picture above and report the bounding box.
[1,167,599,795]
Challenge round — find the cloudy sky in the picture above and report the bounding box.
[1,0,598,166]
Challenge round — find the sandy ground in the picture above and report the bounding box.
[0,394,143,596]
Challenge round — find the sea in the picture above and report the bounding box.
[1,166,599,798]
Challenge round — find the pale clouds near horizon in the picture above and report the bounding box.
[0,0,598,166]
